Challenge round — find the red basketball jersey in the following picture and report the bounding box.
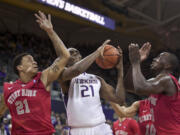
[3,72,55,135]
[113,118,140,135]
[149,74,180,135]
[138,99,156,135]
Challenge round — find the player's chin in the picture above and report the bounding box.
[150,65,158,70]
[33,68,38,74]
[150,65,155,70]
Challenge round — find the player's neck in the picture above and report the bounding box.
[119,117,126,122]
[19,73,35,83]
[159,70,172,75]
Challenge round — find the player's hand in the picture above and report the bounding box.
[116,46,123,69]
[129,43,140,65]
[35,11,53,32]
[97,39,111,58]
[139,42,151,62]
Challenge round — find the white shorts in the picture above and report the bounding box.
[70,123,113,135]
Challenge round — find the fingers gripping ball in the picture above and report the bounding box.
[96,45,120,69]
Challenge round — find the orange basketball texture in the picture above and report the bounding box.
[96,45,120,69]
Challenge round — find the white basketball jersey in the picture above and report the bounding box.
[67,73,106,128]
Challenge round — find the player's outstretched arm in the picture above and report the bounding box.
[59,40,110,83]
[0,94,8,117]
[99,46,125,105]
[129,44,174,96]
[35,11,70,58]
[35,11,70,90]
[110,101,140,118]
[124,42,151,92]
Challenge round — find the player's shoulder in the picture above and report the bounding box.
[113,119,119,125]
[3,81,16,91]
[4,81,15,86]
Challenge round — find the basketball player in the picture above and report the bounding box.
[57,45,125,135]
[112,114,140,135]
[129,43,180,134]
[1,11,70,135]
[110,100,154,135]
[111,102,140,135]
[110,43,154,135]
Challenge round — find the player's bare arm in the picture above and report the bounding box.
[35,11,70,91]
[129,44,176,96]
[59,40,110,82]
[110,101,140,118]
[0,94,8,117]
[99,46,125,105]
[124,42,151,92]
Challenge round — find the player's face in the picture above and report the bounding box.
[19,55,38,75]
[67,48,82,67]
[151,52,168,70]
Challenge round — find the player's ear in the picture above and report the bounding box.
[17,65,23,72]
[164,63,171,70]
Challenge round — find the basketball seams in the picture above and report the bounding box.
[96,44,120,69]
[103,46,115,54]
[104,56,119,65]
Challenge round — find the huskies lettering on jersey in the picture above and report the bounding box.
[75,78,98,84]
[8,89,37,104]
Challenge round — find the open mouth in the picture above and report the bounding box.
[34,66,38,69]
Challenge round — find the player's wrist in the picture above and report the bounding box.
[45,28,54,34]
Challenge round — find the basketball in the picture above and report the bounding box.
[96,44,120,69]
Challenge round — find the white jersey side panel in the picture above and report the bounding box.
[67,73,106,127]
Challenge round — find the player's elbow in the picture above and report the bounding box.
[73,64,85,75]
[60,54,70,66]
[64,52,70,60]
[61,50,70,60]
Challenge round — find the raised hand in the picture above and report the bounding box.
[35,11,53,32]
[139,42,151,62]
[97,39,111,57]
[129,43,140,65]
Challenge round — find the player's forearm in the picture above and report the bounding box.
[46,29,70,58]
[116,61,125,104]
[124,65,135,91]
[72,50,101,73]
[132,64,149,92]
[110,102,126,117]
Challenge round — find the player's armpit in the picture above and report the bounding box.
[58,65,82,82]
[58,80,70,94]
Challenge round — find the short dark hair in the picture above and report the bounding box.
[166,53,179,78]
[13,53,30,76]
[167,53,179,70]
